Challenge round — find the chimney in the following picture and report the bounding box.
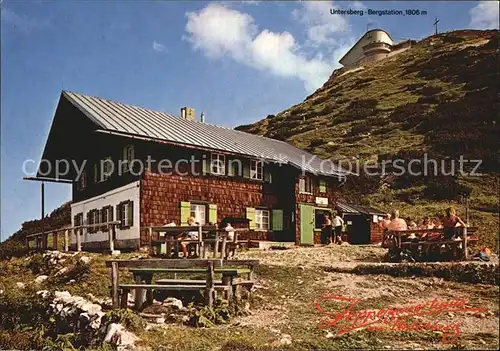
[200,112,205,123]
[180,107,195,121]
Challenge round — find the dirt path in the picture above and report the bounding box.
[233,246,499,350]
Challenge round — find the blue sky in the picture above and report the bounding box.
[1,0,498,240]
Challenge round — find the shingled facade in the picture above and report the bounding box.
[38,91,349,250]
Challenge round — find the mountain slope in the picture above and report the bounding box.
[237,29,499,249]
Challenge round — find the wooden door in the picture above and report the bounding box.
[300,204,315,245]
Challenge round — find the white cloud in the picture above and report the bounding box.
[153,40,167,52]
[291,1,349,46]
[469,1,500,29]
[184,3,350,92]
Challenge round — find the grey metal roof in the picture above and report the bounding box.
[62,91,349,178]
[336,202,361,214]
[336,202,386,215]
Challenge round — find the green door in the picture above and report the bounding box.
[300,204,315,245]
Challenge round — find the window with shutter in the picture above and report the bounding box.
[101,206,113,231]
[189,203,206,225]
[255,209,270,230]
[86,212,91,233]
[211,153,226,175]
[299,176,313,194]
[250,160,263,180]
[319,179,326,193]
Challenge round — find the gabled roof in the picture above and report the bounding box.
[59,91,349,178]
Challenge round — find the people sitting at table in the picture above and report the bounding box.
[406,217,418,230]
[178,217,199,258]
[387,210,408,231]
[419,217,434,230]
[441,207,467,240]
[378,213,392,230]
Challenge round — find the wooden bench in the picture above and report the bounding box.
[383,227,479,261]
[106,259,259,309]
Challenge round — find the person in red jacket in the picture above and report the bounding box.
[441,207,467,240]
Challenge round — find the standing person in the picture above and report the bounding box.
[321,213,333,245]
[332,212,344,244]
[387,210,408,231]
[441,207,466,240]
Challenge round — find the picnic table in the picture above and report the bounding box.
[106,259,259,309]
[143,225,251,259]
[382,227,479,262]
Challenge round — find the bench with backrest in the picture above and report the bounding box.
[383,227,479,261]
[105,259,259,310]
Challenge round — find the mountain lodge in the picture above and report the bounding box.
[36,91,351,250]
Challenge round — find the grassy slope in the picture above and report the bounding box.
[2,248,498,350]
[237,30,499,250]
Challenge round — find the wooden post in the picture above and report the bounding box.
[64,229,69,252]
[53,231,58,250]
[222,272,233,304]
[463,227,468,260]
[42,233,47,251]
[109,224,115,252]
[76,228,82,252]
[221,235,227,260]
[134,274,146,310]
[198,225,202,257]
[148,228,153,256]
[205,261,214,307]
[120,288,129,309]
[214,232,219,258]
[111,261,119,309]
[465,197,470,225]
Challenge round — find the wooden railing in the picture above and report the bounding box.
[25,221,121,252]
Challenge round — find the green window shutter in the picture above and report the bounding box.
[272,209,284,231]
[319,179,326,193]
[180,201,191,225]
[208,204,217,224]
[128,201,134,227]
[246,207,256,229]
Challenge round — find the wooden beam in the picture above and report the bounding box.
[105,259,259,269]
[205,261,214,307]
[111,261,119,309]
[64,229,69,252]
[76,228,82,252]
[109,224,115,252]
